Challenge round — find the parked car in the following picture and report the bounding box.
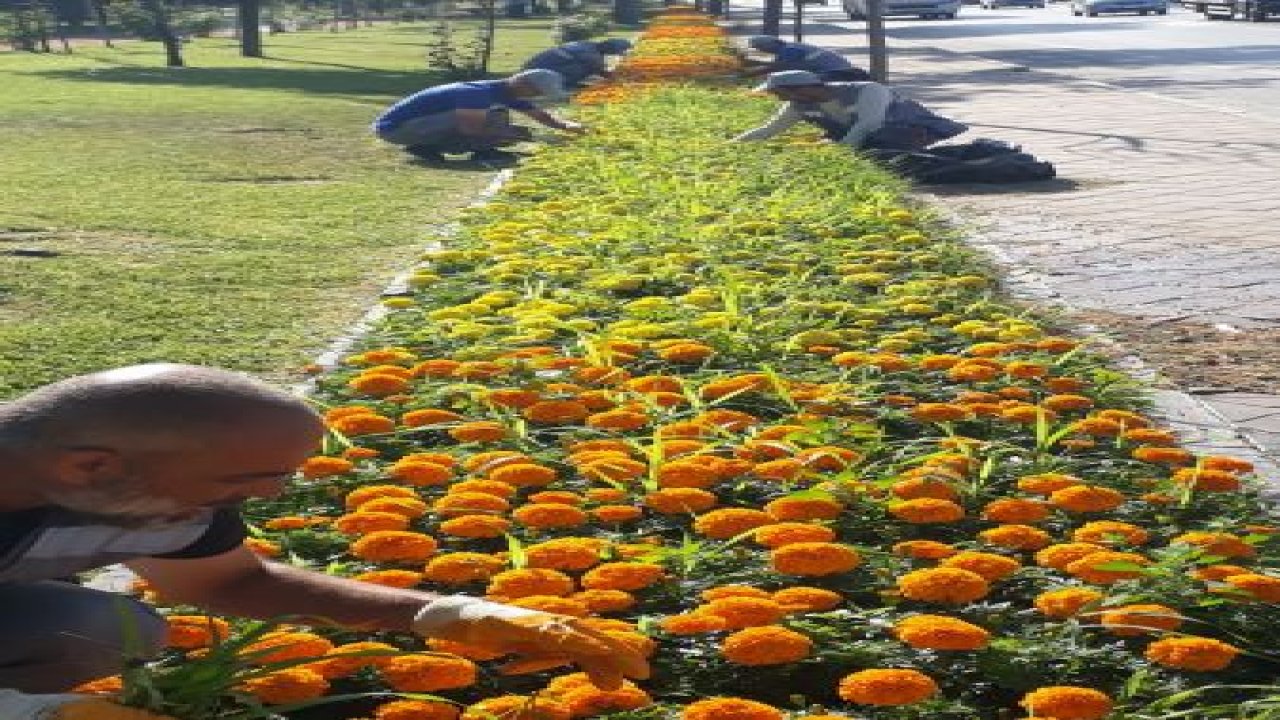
[845,0,963,18]
[981,0,1045,8]
[1182,0,1280,19]
[1071,0,1167,13]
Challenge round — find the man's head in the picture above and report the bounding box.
[755,70,832,102]
[746,35,786,54]
[0,364,324,527]
[595,38,633,56]
[508,69,568,101]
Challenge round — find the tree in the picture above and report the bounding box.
[137,0,184,66]
[761,0,781,35]
[87,0,113,46]
[237,0,262,56]
[613,0,640,24]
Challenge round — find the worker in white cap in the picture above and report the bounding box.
[741,35,869,82]
[732,70,967,151]
[372,69,585,164]
[523,38,633,87]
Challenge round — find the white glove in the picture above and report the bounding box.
[0,690,80,720]
[412,596,649,690]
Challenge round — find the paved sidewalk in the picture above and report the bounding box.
[724,11,1280,464]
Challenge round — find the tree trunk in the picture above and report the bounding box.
[88,0,113,46]
[479,0,496,73]
[139,0,185,66]
[238,0,263,56]
[791,0,802,40]
[761,0,781,34]
[866,0,886,80]
[613,0,640,23]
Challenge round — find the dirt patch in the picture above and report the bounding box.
[1070,310,1280,395]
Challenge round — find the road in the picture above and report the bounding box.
[798,3,1280,120]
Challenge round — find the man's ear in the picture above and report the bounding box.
[50,448,124,488]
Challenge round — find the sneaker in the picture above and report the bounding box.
[404,145,446,163]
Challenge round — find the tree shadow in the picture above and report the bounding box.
[921,176,1085,194]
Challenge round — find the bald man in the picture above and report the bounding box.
[0,365,647,716]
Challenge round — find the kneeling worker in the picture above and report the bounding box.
[740,35,870,82]
[733,70,967,151]
[373,69,585,164]
[523,38,633,87]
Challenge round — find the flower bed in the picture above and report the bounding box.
[96,8,1280,720]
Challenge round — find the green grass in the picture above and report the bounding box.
[0,19,566,398]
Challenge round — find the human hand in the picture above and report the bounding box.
[412,597,649,690]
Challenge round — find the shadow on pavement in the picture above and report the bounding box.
[923,176,1084,194]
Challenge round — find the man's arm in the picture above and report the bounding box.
[128,546,435,631]
[731,103,801,142]
[518,108,586,134]
[741,62,779,78]
[837,83,894,148]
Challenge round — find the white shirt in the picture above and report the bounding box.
[733,82,895,148]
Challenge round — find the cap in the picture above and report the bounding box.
[510,69,568,100]
[746,35,786,52]
[753,70,823,92]
[596,38,633,54]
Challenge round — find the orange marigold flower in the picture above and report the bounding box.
[1020,686,1113,720]
[353,569,422,588]
[592,505,644,523]
[345,484,419,510]
[581,562,665,591]
[586,410,649,432]
[681,698,782,720]
[572,589,637,613]
[770,542,861,576]
[1172,531,1256,559]
[1069,520,1147,546]
[892,540,958,559]
[1171,467,1242,492]
[508,595,590,618]
[693,508,773,539]
[1065,551,1149,584]
[889,498,965,524]
[243,538,281,557]
[448,421,509,443]
[940,551,1021,581]
[1123,427,1177,445]
[644,487,718,514]
[795,446,861,471]
[523,400,591,425]
[381,654,477,692]
[701,585,772,601]
[657,460,720,489]
[1017,473,1081,495]
[244,632,334,664]
[1145,636,1240,671]
[659,342,715,363]
[660,613,728,635]
[1034,587,1104,618]
[897,568,990,604]
[910,403,972,423]
[435,492,511,517]
[485,389,542,409]
[1202,455,1255,473]
[721,626,813,665]
[1049,485,1125,513]
[401,408,463,427]
[982,498,1049,524]
[164,615,230,650]
[764,496,843,522]
[979,524,1052,551]
[463,450,530,473]
[773,586,843,612]
[239,668,329,705]
[1222,573,1280,602]
[524,538,605,571]
[263,516,313,531]
[487,568,575,598]
[514,503,589,529]
[334,511,410,536]
[350,531,438,563]
[837,668,938,706]
[373,699,460,720]
[1191,564,1251,581]
[69,675,124,695]
[388,461,452,487]
[310,641,399,679]
[462,695,571,720]
[1096,603,1182,636]
[330,413,396,436]
[1042,394,1095,412]
[753,522,836,548]
[1035,543,1106,570]
[349,374,410,397]
[696,597,787,629]
[488,464,559,490]
[581,457,649,483]
[1132,446,1195,466]
[893,614,990,650]
[423,552,506,584]
[891,477,960,501]
[299,456,355,479]
[438,514,511,538]
[1073,417,1125,437]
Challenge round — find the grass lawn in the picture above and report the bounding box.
[0,19,571,398]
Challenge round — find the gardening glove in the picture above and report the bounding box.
[0,690,81,720]
[412,596,649,690]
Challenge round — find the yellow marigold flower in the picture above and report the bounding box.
[1020,686,1114,720]
[1145,636,1240,671]
[1049,485,1125,513]
[487,568,575,598]
[238,667,329,705]
[581,562,665,591]
[1096,603,1183,636]
[773,586,843,612]
[591,505,643,523]
[696,597,787,629]
[979,524,1052,551]
[897,567,990,604]
[1065,551,1149,584]
[892,540,958,559]
[940,551,1021,581]
[581,457,648,483]
[350,531,438,563]
[721,626,813,665]
[981,498,1049,524]
[770,542,861,576]
[889,498,965,524]
[381,654,477,692]
[1222,573,1280,602]
[893,614,990,650]
[299,456,355,479]
[660,613,729,635]
[1034,587,1104,618]
[693,508,773,539]
[681,698,783,720]
[837,668,939,706]
[462,695,571,720]
[764,496,843,522]
[423,552,506,584]
[1172,531,1256,558]
[373,699,460,720]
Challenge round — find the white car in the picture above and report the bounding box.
[981,0,1046,8]
[845,0,963,18]
[1071,0,1167,13]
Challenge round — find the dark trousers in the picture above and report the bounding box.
[808,118,937,151]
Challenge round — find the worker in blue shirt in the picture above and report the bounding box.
[523,38,633,87]
[372,69,584,164]
[741,36,870,82]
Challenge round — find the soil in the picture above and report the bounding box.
[1068,310,1280,395]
